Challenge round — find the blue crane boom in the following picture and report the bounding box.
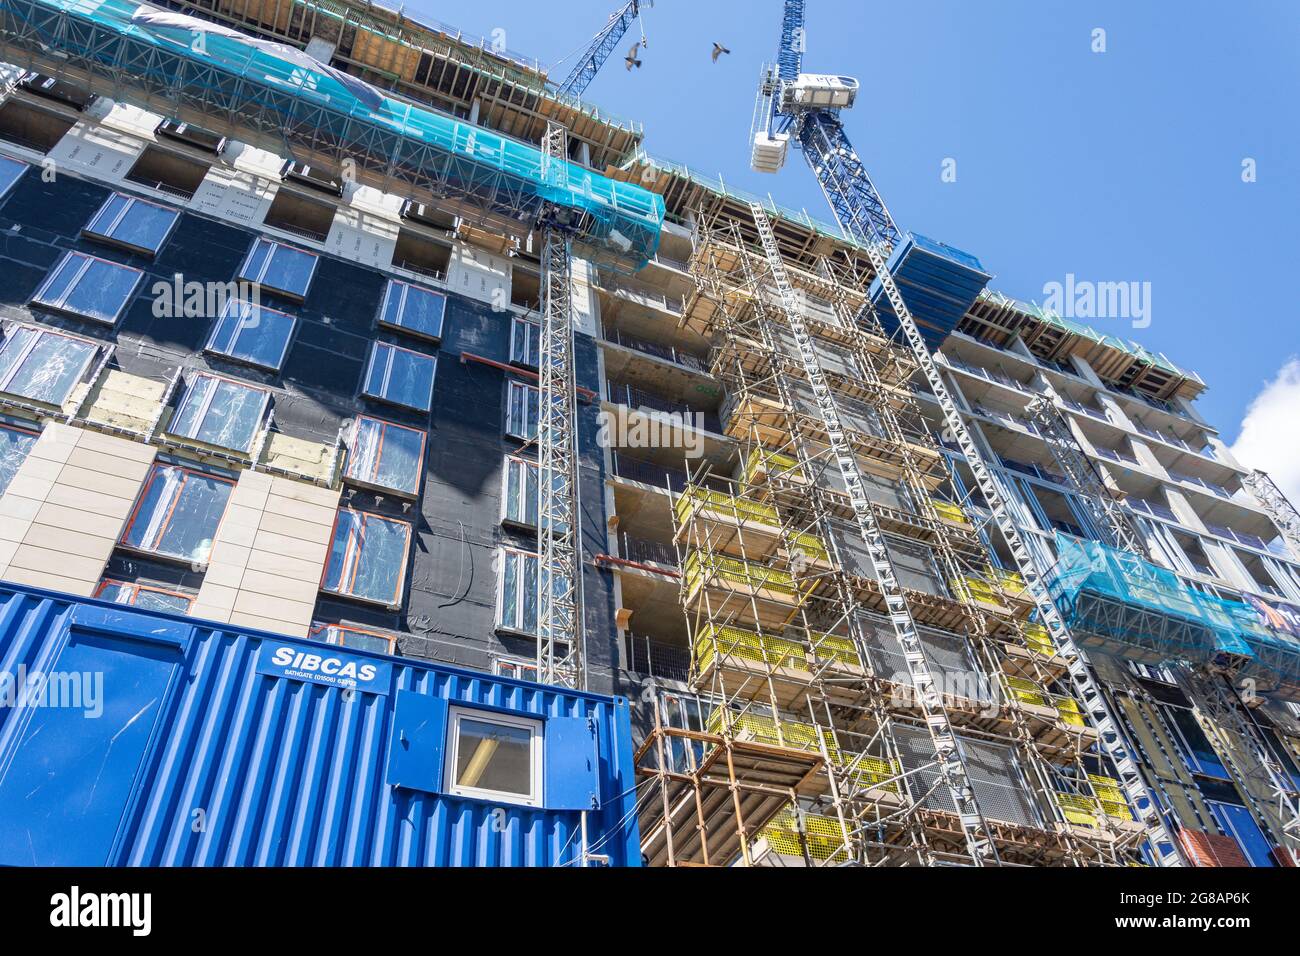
[556,1,647,99]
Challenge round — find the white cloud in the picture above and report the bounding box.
[1231,356,1300,503]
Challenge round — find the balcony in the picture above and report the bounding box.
[1060,396,1112,424]
[605,329,710,374]
[970,402,1041,436]
[1094,445,1139,468]
[1127,497,1177,523]
[999,456,1067,486]
[1132,419,1214,458]
[1167,468,1233,500]
[606,381,722,434]
[624,634,692,683]
[595,271,687,317]
[611,452,690,493]
[1202,522,1270,553]
[947,356,1037,394]
[621,533,679,570]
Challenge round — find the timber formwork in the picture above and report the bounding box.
[634,210,1151,867]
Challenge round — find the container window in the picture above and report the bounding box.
[95,579,194,614]
[379,279,446,341]
[362,341,436,412]
[1163,704,1231,780]
[0,325,98,405]
[205,298,296,371]
[0,421,38,495]
[1208,802,1276,868]
[32,251,142,324]
[345,416,425,496]
[169,372,270,453]
[238,237,317,300]
[497,548,539,635]
[0,154,26,201]
[445,706,542,807]
[309,621,397,655]
[321,509,412,606]
[83,192,179,256]
[121,463,235,564]
[509,315,540,369]
[505,380,539,440]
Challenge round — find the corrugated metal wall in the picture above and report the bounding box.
[0,583,640,867]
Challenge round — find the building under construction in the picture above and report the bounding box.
[0,0,1296,867]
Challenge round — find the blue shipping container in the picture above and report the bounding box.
[0,582,641,866]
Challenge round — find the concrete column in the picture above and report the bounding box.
[192,471,341,636]
[0,423,156,596]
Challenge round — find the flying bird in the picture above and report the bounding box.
[625,41,642,71]
[711,42,731,63]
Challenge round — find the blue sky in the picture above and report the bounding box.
[408,0,1299,446]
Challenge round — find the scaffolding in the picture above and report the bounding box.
[633,207,1150,866]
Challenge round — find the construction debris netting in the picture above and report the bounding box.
[1049,533,1300,700]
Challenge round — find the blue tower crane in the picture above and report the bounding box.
[748,0,1183,866]
[556,1,650,99]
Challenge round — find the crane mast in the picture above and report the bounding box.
[752,0,1182,866]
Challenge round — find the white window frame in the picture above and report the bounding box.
[238,237,319,300]
[82,191,180,256]
[505,379,539,441]
[493,656,540,683]
[31,251,142,325]
[444,705,543,808]
[362,340,437,412]
[204,298,297,372]
[509,315,540,369]
[378,278,446,341]
[496,546,539,636]
[501,454,538,529]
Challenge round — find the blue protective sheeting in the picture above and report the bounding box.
[868,232,991,351]
[1048,534,1300,700]
[0,0,665,270]
[0,582,641,866]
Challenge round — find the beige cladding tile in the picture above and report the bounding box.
[202,561,246,590]
[3,475,54,504]
[0,539,18,571]
[220,503,265,531]
[188,602,233,625]
[264,494,337,528]
[44,484,135,521]
[244,548,325,584]
[209,542,252,570]
[0,493,42,523]
[249,529,329,565]
[56,465,144,501]
[28,432,78,465]
[258,512,335,546]
[0,516,32,544]
[17,456,65,483]
[64,446,154,482]
[228,484,271,511]
[230,590,314,627]
[1,567,95,597]
[236,568,320,604]
[215,520,258,549]
[21,523,117,562]
[72,427,158,463]
[6,546,104,586]
[33,501,124,540]
[227,612,309,638]
[268,476,341,509]
[193,581,238,613]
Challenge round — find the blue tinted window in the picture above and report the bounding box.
[0,326,97,405]
[170,373,269,452]
[310,622,396,655]
[498,548,538,634]
[322,509,411,605]
[346,416,424,495]
[362,342,436,411]
[505,381,539,440]
[96,580,193,613]
[33,252,141,324]
[121,463,234,563]
[238,238,317,299]
[206,299,296,370]
[83,193,179,255]
[0,155,26,201]
[510,316,540,368]
[0,422,37,494]
[1209,802,1276,867]
[379,280,446,340]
